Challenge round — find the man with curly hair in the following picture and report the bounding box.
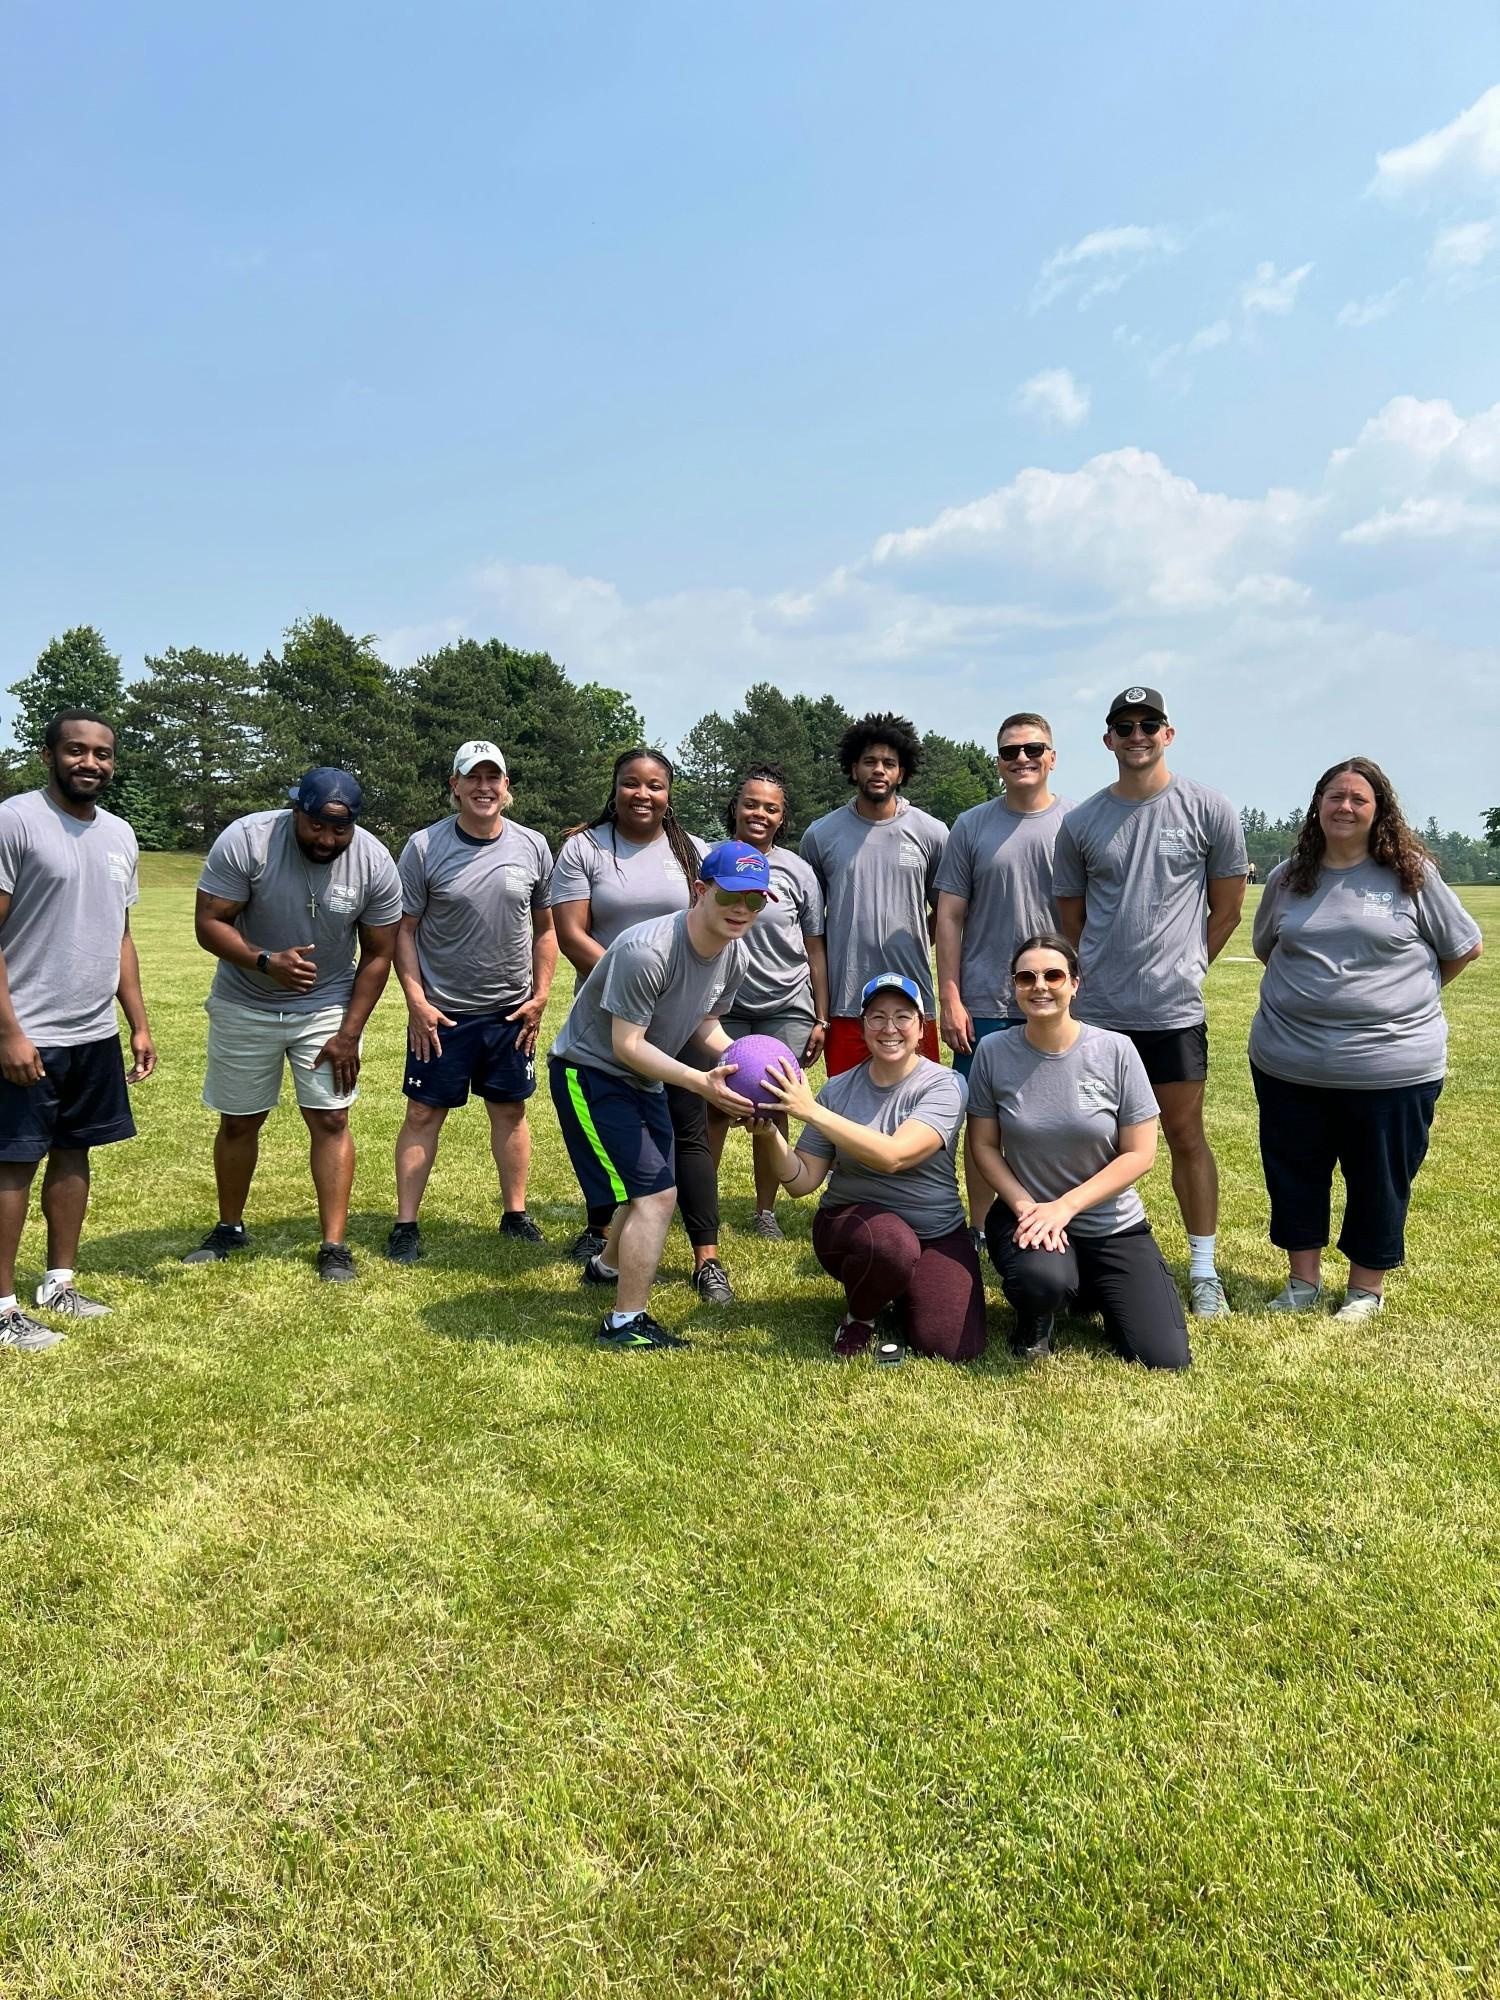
[799,713,948,1078]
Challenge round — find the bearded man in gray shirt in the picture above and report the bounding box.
[1053,687,1248,1318]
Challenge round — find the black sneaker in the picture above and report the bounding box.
[692,1258,735,1305]
[570,1227,607,1263]
[1009,1311,1055,1362]
[499,1211,545,1244]
[580,1253,618,1288]
[182,1222,249,1265]
[317,1242,358,1283]
[595,1310,688,1351]
[385,1221,423,1265]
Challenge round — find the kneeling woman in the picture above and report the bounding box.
[755,974,985,1362]
[967,934,1189,1369]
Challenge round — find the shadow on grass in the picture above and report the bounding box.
[418,1286,595,1347]
[77,1210,586,1282]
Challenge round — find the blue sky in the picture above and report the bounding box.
[3,0,1497,825]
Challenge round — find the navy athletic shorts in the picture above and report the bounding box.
[403,1011,537,1107]
[0,1034,135,1162]
[548,1058,676,1208]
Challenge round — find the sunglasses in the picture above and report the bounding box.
[1111,718,1166,738]
[1012,967,1071,988]
[713,888,768,911]
[998,742,1050,763]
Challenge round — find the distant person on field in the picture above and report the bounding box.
[0,710,155,1352]
[1249,758,1481,1321]
[183,768,401,1281]
[1246,859,1259,886]
[798,714,947,1078]
[704,762,829,1240]
[1053,686,1247,1319]
[547,841,765,1350]
[386,740,557,1264]
[934,711,1074,1245]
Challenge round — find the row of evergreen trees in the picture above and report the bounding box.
[3,621,1496,878]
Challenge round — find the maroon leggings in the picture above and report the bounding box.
[812,1204,987,1363]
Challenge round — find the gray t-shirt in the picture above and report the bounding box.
[0,790,139,1046]
[799,799,948,1016]
[398,816,554,1016]
[1249,858,1481,1089]
[548,825,705,952]
[731,847,825,1016]
[799,1056,967,1239]
[198,810,403,1014]
[967,1022,1160,1237]
[1052,775,1247,1030]
[934,794,1076,1016]
[548,910,748,1093]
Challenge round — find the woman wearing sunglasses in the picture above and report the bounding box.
[753,974,986,1363]
[966,933,1189,1368]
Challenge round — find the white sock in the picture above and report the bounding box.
[41,1267,74,1295]
[595,1256,620,1278]
[0,1295,15,1314]
[607,1308,641,1328]
[1186,1234,1217,1279]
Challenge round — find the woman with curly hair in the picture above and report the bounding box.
[798,712,948,1077]
[704,763,830,1239]
[1250,758,1482,1321]
[549,748,736,1303]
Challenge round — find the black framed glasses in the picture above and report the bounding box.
[997,742,1050,762]
[1111,718,1166,738]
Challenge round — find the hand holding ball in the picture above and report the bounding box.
[720,1034,803,1114]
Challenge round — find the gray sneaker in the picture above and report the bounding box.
[749,1209,784,1241]
[1189,1275,1231,1318]
[0,1306,66,1353]
[316,1242,358,1283]
[1266,1278,1325,1314]
[1333,1288,1384,1323]
[35,1281,110,1319]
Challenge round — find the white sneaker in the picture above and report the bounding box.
[35,1279,110,1319]
[1333,1289,1384,1323]
[1189,1275,1231,1318]
[1266,1278,1325,1314]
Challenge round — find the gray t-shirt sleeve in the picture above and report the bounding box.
[360,847,404,927]
[547,834,597,906]
[798,866,826,937]
[1116,1038,1161,1126]
[1207,795,1249,877]
[1252,865,1287,959]
[0,812,24,897]
[1051,815,1085,899]
[397,834,428,919]
[1412,866,1483,958]
[599,926,670,1028]
[932,820,975,901]
[199,821,256,903]
[531,837,555,909]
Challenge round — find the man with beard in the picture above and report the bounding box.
[0,710,155,1351]
[799,713,947,1077]
[182,767,401,1280]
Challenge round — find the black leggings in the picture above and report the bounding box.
[985,1204,1190,1371]
[585,1050,720,1249]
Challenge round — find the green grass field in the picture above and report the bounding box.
[2,856,1496,1998]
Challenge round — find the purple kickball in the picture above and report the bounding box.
[721,1034,802,1112]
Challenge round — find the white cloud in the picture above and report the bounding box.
[1429,217,1498,272]
[1370,83,1500,206]
[1148,318,1231,379]
[1331,394,1500,545]
[1337,281,1410,327]
[1030,224,1181,311]
[1013,367,1090,429]
[1240,259,1314,316]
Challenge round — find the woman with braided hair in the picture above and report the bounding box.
[549,749,737,1303]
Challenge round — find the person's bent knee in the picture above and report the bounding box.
[1003,1261,1070,1312]
[302,1107,350,1138]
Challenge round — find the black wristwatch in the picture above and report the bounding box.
[255,950,271,974]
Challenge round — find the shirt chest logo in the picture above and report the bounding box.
[324,884,360,916]
[1361,887,1395,913]
[106,850,132,884]
[1157,827,1197,859]
[1077,1074,1116,1113]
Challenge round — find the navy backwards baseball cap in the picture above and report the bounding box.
[860,973,922,1011]
[287,767,364,821]
[698,840,779,898]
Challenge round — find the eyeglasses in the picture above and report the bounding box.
[1111,718,1166,738]
[865,1010,918,1030]
[713,888,768,911]
[997,742,1050,763]
[1012,967,1071,988]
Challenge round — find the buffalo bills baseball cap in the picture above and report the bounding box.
[452,738,508,775]
[698,840,779,898]
[1106,685,1169,724]
[287,767,363,820]
[860,973,923,1011]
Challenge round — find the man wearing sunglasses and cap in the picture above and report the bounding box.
[547,840,766,1350]
[1053,688,1247,1318]
[183,767,402,1280]
[934,711,1075,1245]
[386,740,556,1263]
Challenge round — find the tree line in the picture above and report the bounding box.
[3,621,1496,880]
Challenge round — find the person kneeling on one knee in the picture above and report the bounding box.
[966,933,1189,1370]
[753,973,986,1365]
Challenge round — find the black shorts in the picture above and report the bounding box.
[1120,1022,1208,1087]
[548,1058,676,1208]
[0,1034,135,1162]
[403,1011,537,1107]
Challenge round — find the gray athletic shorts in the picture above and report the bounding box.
[716,1004,818,1063]
[203,996,358,1115]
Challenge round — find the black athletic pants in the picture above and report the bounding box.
[1251,1063,1441,1271]
[585,1047,720,1249]
[985,1203,1190,1371]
